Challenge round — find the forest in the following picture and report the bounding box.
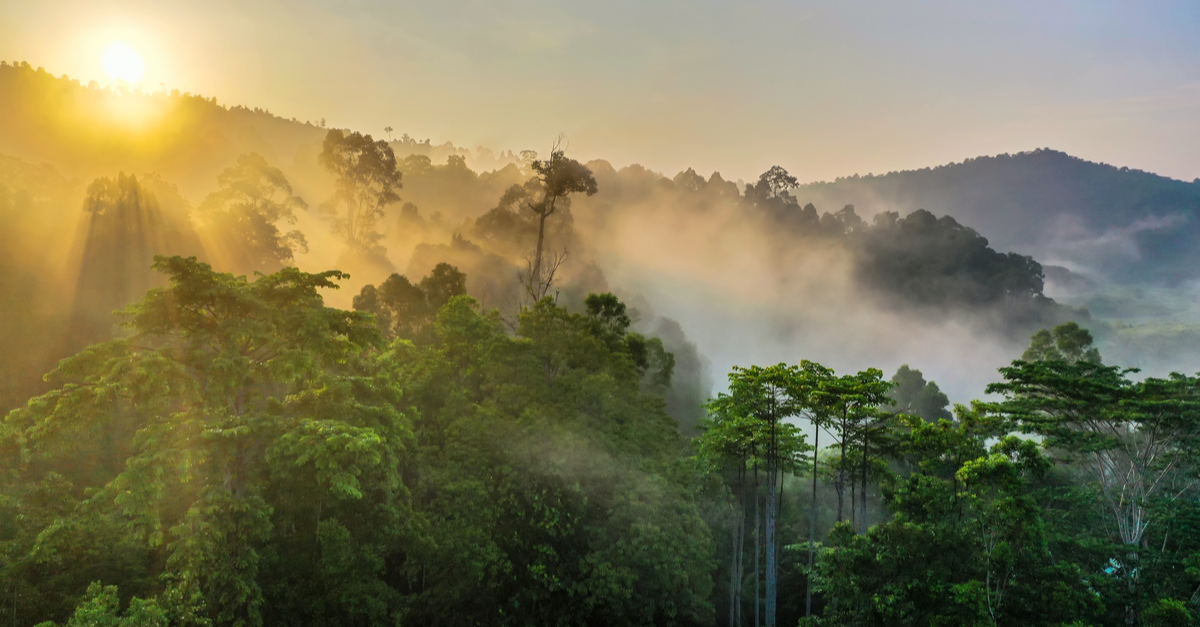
[2,61,1200,627]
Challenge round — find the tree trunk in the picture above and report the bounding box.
[754,462,761,627]
[765,465,777,627]
[532,208,547,293]
[850,469,856,531]
[836,414,847,522]
[730,508,740,627]
[806,426,819,618]
[1125,549,1140,627]
[530,195,557,299]
[734,466,744,624]
[859,442,869,534]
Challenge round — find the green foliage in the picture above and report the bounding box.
[1142,599,1192,627]
[887,365,952,422]
[35,582,167,627]
[3,256,407,627]
[352,262,468,340]
[4,258,713,627]
[812,422,1100,627]
[1022,322,1103,364]
[853,209,1049,318]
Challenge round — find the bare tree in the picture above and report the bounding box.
[519,248,570,303]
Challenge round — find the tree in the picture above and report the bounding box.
[989,336,1200,623]
[793,360,836,620]
[759,166,799,199]
[504,142,597,302]
[198,153,308,273]
[812,419,1099,627]
[810,369,893,527]
[1022,321,1102,364]
[352,262,467,340]
[887,365,952,422]
[318,129,402,253]
[709,364,809,627]
[394,293,712,626]
[5,256,411,627]
[696,406,761,627]
[420,262,468,311]
[34,582,167,627]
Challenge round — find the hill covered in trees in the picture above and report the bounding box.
[0,59,1094,415]
[0,61,516,201]
[796,149,1200,284]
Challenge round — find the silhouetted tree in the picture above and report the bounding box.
[318,129,402,254]
[198,153,308,273]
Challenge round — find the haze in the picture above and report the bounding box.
[3,0,1198,183]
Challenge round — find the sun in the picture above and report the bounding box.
[102,42,144,83]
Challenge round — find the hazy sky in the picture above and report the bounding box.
[3,0,1198,182]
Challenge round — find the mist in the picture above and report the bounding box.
[5,7,1200,626]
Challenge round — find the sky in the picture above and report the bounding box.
[2,0,1199,183]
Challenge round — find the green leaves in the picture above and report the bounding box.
[269,419,385,501]
[38,582,167,627]
[4,256,411,626]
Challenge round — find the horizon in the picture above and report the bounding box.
[5,59,1198,190]
[3,0,1198,184]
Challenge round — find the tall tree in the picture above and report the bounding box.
[988,362,1200,619]
[710,364,808,627]
[990,326,1200,623]
[811,369,893,525]
[795,360,836,620]
[696,406,761,627]
[318,129,402,254]
[503,143,597,302]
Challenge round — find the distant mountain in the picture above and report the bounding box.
[795,150,1200,284]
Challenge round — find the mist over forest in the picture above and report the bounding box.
[4,57,1200,627]
[8,61,1199,410]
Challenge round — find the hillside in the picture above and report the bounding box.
[5,60,1197,291]
[4,59,1197,407]
[796,150,1200,284]
[0,61,510,201]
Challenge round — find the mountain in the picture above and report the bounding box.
[794,149,1200,285]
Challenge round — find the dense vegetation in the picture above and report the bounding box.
[4,60,1200,626]
[5,256,1200,626]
